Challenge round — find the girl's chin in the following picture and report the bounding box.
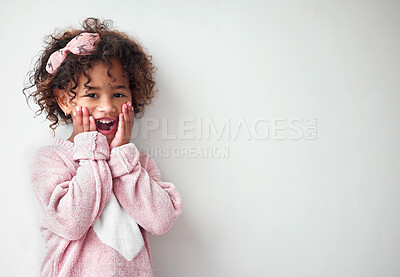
[96,121,118,141]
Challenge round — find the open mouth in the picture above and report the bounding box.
[95,119,115,131]
[94,119,118,136]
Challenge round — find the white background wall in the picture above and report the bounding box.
[1,0,399,276]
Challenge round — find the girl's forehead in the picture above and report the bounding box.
[76,59,128,85]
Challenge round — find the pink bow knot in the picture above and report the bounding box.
[46,32,100,74]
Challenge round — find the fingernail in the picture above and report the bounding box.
[73,111,76,116]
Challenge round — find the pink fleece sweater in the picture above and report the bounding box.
[29,131,182,277]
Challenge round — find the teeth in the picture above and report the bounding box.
[97,119,114,124]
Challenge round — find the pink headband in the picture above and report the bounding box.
[46,32,100,75]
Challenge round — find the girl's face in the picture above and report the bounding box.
[57,58,133,143]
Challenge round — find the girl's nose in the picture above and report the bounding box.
[96,98,117,114]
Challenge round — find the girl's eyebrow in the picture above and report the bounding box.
[85,85,129,90]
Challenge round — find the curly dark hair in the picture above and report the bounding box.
[23,17,158,135]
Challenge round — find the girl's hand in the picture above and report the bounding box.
[110,102,134,150]
[72,106,97,135]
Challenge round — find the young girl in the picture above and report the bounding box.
[23,18,182,277]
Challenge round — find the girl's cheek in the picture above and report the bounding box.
[84,106,92,115]
[86,105,95,115]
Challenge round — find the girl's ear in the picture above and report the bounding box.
[54,88,73,116]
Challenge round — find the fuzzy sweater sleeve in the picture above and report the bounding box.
[30,132,113,241]
[108,143,182,236]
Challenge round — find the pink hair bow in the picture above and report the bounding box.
[46,32,100,74]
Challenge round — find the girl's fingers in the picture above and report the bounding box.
[119,104,125,140]
[82,107,90,131]
[124,102,133,129]
[120,102,133,142]
[72,111,77,132]
[89,116,97,131]
[119,112,125,139]
[113,103,133,146]
[127,102,134,134]
[123,103,132,141]
[123,103,128,122]
[74,106,83,133]
[127,102,134,126]
[112,113,121,142]
[122,103,127,115]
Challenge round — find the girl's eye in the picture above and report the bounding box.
[114,93,125,98]
[85,93,98,98]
